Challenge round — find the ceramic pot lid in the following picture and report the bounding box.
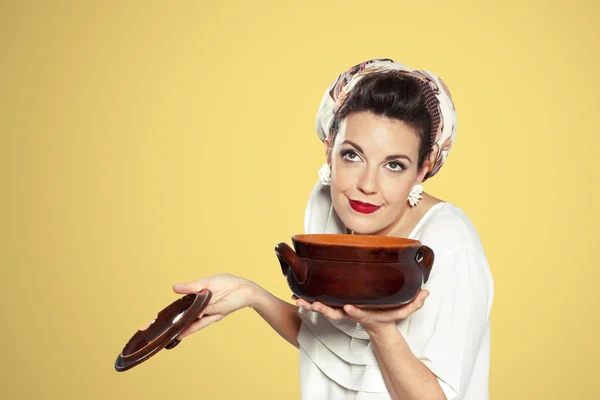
[115,289,212,372]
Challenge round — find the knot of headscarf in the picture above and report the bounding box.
[305,58,457,234]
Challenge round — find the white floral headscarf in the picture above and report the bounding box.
[315,58,457,180]
[305,58,458,234]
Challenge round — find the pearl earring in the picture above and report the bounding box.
[408,184,423,207]
[318,163,331,186]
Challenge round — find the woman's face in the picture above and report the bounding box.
[326,111,429,235]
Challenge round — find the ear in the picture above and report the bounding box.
[324,137,332,165]
[416,159,431,184]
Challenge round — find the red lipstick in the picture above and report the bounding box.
[349,199,381,214]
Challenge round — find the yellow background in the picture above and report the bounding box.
[1,0,598,399]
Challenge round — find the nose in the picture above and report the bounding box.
[357,166,377,195]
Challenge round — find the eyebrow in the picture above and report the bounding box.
[341,140,413,164]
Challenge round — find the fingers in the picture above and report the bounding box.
[345,290,431,324]
[173,277,211,294]
[296,299,346,320]
[202,302,228,317]
[314,302,347,320]
[294,290,431,325]
[176,314,223,339]
[391,289,430,319]
[343,305,366,319]
[295,298,312,309]
[413,289,429,309]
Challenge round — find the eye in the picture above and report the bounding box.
[341,149,362,163]
[386,161,405,173]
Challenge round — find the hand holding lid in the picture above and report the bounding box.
[115,274,258,372]
[171,274,258,339]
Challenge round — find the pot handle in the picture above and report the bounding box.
[415,245,434,283]
[275,242,309,285]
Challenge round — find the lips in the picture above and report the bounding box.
[349,199,381,214]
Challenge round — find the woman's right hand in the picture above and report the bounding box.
[172,274,258,339]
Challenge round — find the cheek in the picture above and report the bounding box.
[379,175,412,203]
[332,163,357,190]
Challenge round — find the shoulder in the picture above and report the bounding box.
[411,202,486,259]
[414,203,494,314]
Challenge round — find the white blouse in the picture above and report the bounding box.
[298,202,494,400]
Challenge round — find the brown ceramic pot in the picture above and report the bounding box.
[275,234,434,309]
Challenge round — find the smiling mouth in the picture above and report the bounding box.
[348,199,381,214]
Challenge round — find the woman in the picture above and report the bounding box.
[173,59,494,400]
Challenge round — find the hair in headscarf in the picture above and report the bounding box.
[315,58,457,180]
[305,58,458,234]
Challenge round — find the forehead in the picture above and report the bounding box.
[336,112,420,155]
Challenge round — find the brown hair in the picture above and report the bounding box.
[330,71,434,170]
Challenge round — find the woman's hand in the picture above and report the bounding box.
[172,274,257,339]
[294,289,429,336]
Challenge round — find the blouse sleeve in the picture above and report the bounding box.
[406,246,494,399]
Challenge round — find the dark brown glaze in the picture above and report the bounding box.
[275,234,435,308]
[115,289,212,372]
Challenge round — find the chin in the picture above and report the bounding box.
[349,227,377,235]
[333,199,388,235]
[339,215,383,235]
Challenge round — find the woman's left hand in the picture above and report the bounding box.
[294,289,429,335]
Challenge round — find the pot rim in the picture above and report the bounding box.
[292,234,420,248]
